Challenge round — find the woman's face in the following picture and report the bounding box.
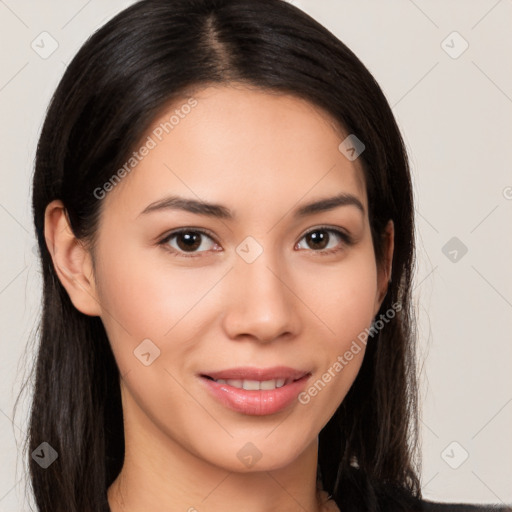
[84,84,392,472]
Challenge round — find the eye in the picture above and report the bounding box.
[158,225,354,259]
[158,228,220,258]
[296,226,353,255]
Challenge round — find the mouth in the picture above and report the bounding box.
[199,366,312,416]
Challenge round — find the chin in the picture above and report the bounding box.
[198,432,316,474]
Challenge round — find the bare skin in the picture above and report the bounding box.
[44,83,393,512]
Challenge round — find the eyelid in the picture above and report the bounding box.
[158,227,219,258]
[300,224,353,242]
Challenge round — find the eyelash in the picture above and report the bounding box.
[157,225,354,259]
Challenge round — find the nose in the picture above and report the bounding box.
[221,248,302,344]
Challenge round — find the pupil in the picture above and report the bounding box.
[178,232,201,251]
[309,230,328,250]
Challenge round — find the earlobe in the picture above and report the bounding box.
[374,219,395,316]
[44,200,102,316]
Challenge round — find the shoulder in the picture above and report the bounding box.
[415,499,512,512]
[320,473,512,512]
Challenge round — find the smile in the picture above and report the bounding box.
[199,366,312,415]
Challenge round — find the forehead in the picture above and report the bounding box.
[102,84,368,220]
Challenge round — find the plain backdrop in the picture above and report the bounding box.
[0,0,511,510]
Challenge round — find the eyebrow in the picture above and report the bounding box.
[139,193,365,219]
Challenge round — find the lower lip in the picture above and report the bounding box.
[200,375,311,416]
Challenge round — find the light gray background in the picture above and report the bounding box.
[1,0,511,510]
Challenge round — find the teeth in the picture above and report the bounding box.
[214,378,288,390]
[260,379,277,390]
[242,379,260,390]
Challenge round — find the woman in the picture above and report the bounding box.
[25,0,511,511]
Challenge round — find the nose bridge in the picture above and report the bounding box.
[222,236,300,342]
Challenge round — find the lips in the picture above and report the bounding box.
[199,366,311,416]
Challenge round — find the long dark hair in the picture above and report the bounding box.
[22,0,421,510]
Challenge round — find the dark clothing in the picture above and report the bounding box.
[317,467,511,511]
[319,486,512,511]
[417,501,512,511]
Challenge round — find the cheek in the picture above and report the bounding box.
[301,244,379,340]
[94,241,232,384]
[298,247,378,407]
[95,243,214,337]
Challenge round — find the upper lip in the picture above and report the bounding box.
[201,366,311,382]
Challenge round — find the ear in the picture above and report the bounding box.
[44,199,102,316]
[373,219,394,317]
